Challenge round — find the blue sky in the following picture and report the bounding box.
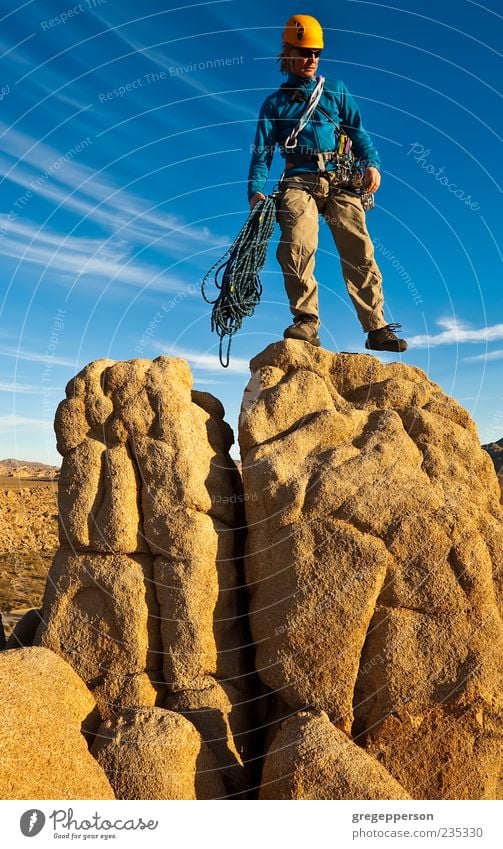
[0,0,501,465]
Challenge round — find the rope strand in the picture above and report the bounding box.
[201,195,277,367]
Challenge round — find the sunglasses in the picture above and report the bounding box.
[295,48,322,59]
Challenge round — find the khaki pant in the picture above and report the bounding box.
[276,172,385,332]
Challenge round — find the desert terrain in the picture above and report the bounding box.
[0,460,59,637]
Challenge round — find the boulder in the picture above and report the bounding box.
[0,647,114,799]
[91,707,226,799]
[5,608,42,649]
[260,710,410,799]
[239,342,503,799]
[164,680,254,795]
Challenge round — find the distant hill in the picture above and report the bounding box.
[482,438,503,477]
[0,459,59,479]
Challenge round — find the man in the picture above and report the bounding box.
[248,14,407,352]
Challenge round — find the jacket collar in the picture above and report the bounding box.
[286,72,317,87]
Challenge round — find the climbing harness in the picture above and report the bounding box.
[201,195,278,368]
[280,80,375,211]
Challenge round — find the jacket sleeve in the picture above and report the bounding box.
[338,81,380,170]
[247,97,278,200]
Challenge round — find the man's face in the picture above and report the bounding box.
[292,47,321,78]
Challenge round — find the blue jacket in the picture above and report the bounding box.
[248,72,380,200]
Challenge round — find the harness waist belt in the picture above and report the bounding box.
[285,150,337,166]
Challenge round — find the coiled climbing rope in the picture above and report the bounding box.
[201,195,277,367]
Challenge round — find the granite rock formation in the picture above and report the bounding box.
[3,344,501,801]
[34,356,253,796]
[239,341,503,799]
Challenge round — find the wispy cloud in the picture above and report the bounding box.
[0,218,191,291]
[155,342,250,374]
[0,123,229,254]
[0,345,78,368]
[464,349,503,363]
[409,318,503,348]
[0,414,52,432]
[94,7,256,119]
[0,382,57,394]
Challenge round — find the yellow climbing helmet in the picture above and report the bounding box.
[282,14,324,50]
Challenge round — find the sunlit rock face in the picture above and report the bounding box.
[239,341,503,800]
[35,356,255,797]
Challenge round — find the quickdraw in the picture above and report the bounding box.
[328,138,374,212]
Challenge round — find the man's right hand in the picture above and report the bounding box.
[250,192,266,210]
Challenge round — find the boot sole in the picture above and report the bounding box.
[365,341,408,352]
[284,334,321,346]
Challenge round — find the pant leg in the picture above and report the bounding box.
[276,175,321,327]
[323,186,385,332]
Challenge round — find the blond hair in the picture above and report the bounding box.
[277,43,297,75]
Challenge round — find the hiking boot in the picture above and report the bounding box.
[365,323,408,353]
[283,320,321,347]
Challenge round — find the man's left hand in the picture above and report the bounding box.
[363,167,381,193]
